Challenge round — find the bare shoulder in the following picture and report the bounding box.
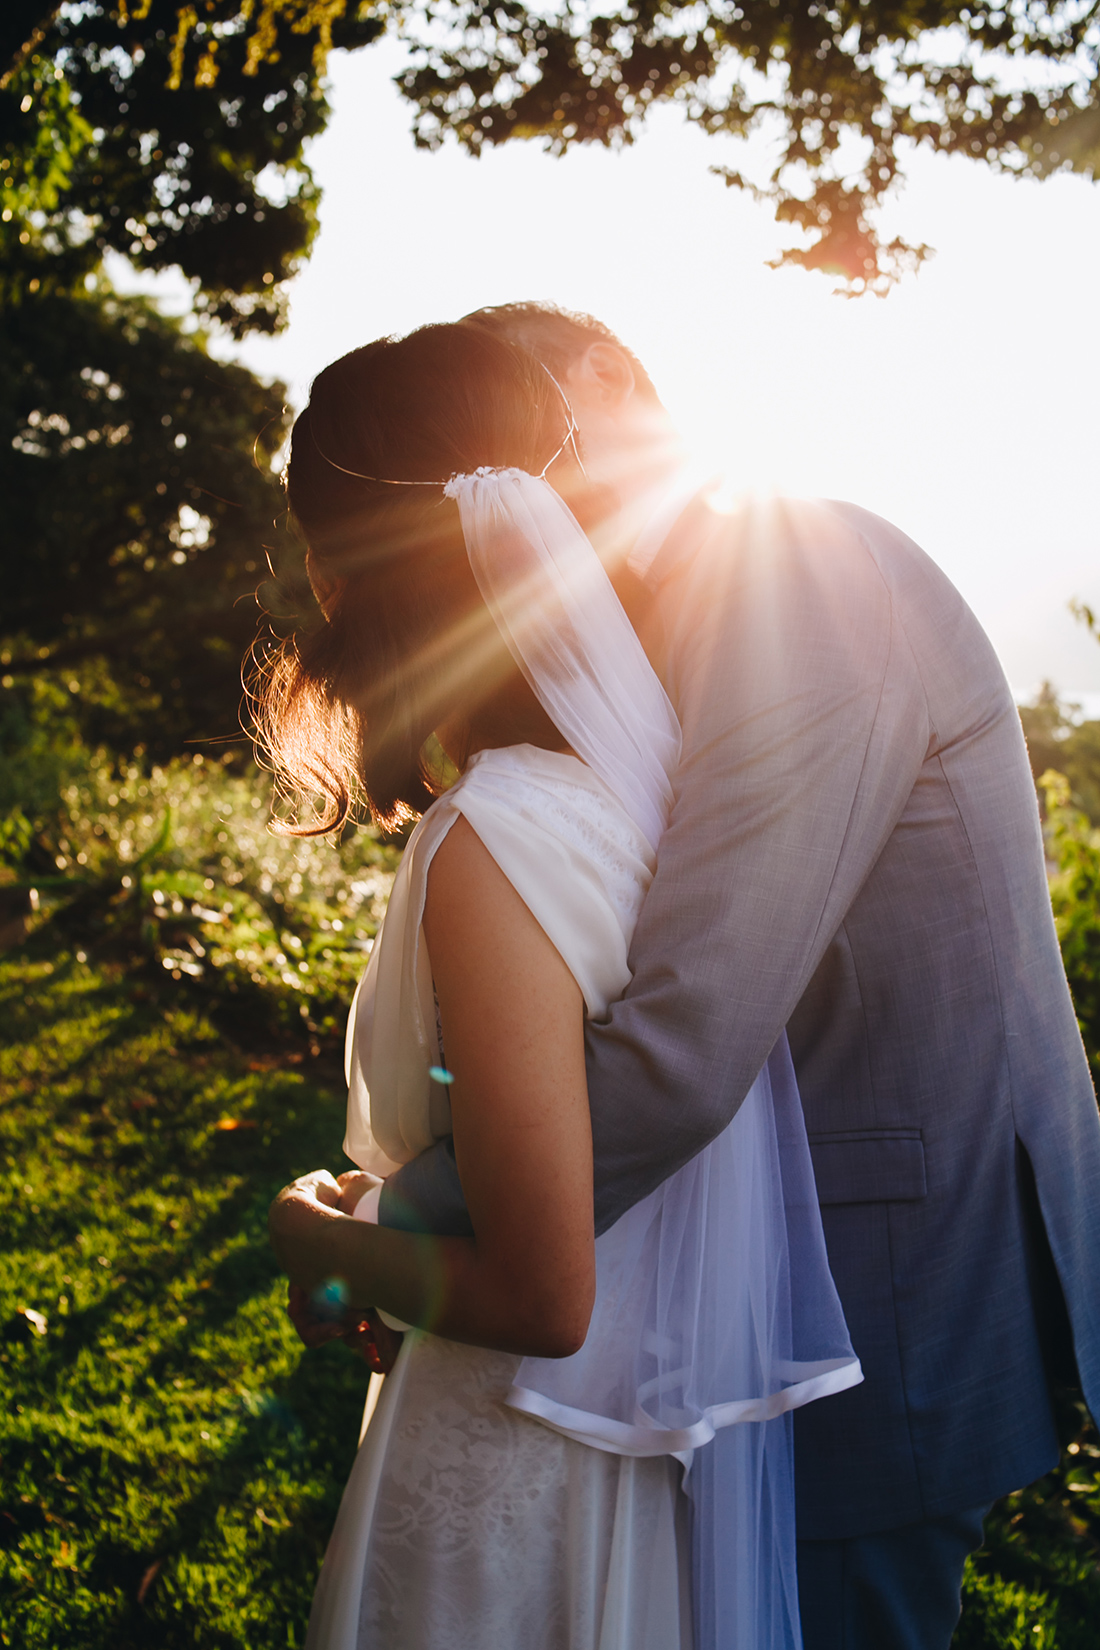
[426,810,497,889]
[425,813,531,939]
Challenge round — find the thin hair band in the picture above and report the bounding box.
[310,367,584,487]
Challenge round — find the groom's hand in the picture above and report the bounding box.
[340,1309,404,1375]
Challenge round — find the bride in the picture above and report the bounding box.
[262,319,861,1650]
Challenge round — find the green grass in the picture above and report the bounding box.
[0,947,370,1648]
[1,743,1099,1644]
[955,1430,1100,1649]
[4,950,1100,1647]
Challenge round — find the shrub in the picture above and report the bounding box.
[1041,771,1100,1086]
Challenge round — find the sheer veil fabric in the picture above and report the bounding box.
[342,469,861,1648]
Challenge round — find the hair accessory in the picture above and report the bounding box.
[311,368,584,487]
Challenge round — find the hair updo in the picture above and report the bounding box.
[253,320,581,834]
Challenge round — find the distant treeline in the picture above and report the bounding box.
[1019,687,1100,825]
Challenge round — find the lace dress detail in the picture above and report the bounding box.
[352,1336,690,1650]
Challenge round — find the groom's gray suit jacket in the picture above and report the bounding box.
[380,494,1100,1541]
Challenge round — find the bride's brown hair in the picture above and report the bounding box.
[253,321,583,835]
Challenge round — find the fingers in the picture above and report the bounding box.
[336,1170,381,1216]
[341,1310,404,1375]
[285,1284,397,1368]
[290,1310,344,1348]
[268,1180,344,1280]
[286,1283,346,1348]
[365,1310,405,1374]
[340,1317,379,1365]
[268,1171,344,1252]
[292,1168,343,1208]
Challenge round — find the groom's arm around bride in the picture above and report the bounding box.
[375,305,1100,1650]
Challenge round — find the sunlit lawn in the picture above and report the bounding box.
[1,855,1099,1646]
[0,946,368,1648]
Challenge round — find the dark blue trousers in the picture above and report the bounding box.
[796,1505,991,1650]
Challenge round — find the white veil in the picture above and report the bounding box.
[438,467,861,1650]
[445,467,680,853]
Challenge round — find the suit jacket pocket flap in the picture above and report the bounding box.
[808,1130,927,1205]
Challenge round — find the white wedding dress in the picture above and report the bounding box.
[305,742,861,1650]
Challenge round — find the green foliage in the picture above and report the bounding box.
[0,286,298,758]
[8,3,1099,299]
[0,48,92,220]
[1020,687,1100,826]
[955,1411,1100,1649]
[393,0,1100,293]
[0,7,340,763]
[0,691,402,1641]
[0,672,97,841]
[1041,770,1100,1087]
[0,947,370,1647]
[1,2,383,335]
[0,698,401,1049]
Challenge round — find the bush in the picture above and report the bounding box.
[1019,688,1100,826]
[0,682,402,1052]
[1041,771,1100,1086]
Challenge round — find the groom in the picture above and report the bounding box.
[355,303,1100,1648]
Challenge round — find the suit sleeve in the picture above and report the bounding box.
[584,497,932,1234]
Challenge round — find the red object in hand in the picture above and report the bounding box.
[286,1285,403,1374]
[344,1310,404,1375]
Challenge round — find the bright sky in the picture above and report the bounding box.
[217,40,1100,708]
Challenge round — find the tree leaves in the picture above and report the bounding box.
[0,287,296,756]
[393,0,1100,291]
[6,3,1099,298]
[6,3,1098,297]
[0,1,382,335]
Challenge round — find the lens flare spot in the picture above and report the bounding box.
[428,1065,455,1085]
[311,1276,350,1320]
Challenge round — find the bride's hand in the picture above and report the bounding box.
[268,1169,346,1284]
[286,1282,351,1349]
[336,1170,381,1216]
[292,1168,343,1207]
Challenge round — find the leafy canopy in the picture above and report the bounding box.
[0,4,345,757]
[1,1,382,334]
[0,287,296,758]
[395,0,1100,292]
[7,2,1096,298]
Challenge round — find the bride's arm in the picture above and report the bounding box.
[269,815,596,1359]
